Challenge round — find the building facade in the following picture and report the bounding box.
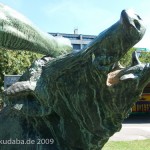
[49,31,97,51]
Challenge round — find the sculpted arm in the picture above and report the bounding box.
[0,3,72,57]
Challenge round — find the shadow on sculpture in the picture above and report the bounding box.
[0,3,148,150]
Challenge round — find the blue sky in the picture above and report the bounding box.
[0,0,150,48]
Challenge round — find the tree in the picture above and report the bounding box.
[120,47,136,67]
[0,49,43,91]
[120,47,150,67]
[138,51,150,63]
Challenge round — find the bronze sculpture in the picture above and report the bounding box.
[0,3,148,150]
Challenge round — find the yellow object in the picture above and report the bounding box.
[132,83,150,112]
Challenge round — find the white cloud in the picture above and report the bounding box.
[135,32,150,49]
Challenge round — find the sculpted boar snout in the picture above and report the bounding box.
[121,9,146,42]
[91,9,146,70]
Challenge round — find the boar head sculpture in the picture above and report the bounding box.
[0,3,148,150]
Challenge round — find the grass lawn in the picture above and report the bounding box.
[102,139,150,150]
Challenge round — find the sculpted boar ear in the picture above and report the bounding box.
[131,51,141,66]
[112,62,124,70]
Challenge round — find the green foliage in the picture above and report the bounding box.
[138,51,150,63]
[120,48,150,67]
[0,49,43,91]
[120,47,136,67]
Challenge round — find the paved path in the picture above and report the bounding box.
[109,114,150,141]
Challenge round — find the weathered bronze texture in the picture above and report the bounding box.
[0,3,148,150]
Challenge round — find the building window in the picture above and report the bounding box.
[72,44,81,50]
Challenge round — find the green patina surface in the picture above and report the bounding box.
[0,3,149,150]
